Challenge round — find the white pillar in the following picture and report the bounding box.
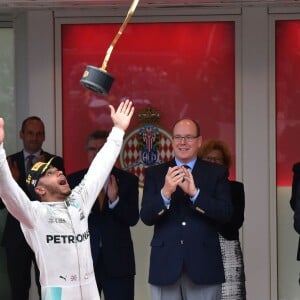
[241,6,272,300]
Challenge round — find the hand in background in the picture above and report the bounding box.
[107,174,118,203]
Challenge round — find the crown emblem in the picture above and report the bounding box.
[120,106,172,186]
[137,106,160,125]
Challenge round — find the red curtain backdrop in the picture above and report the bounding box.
[61,22,236,176]
[276,20,300,186]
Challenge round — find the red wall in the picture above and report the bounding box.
[276,20,300,186]
[61,22,236,176]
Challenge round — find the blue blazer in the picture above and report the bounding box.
[0,150,64,248]
[140,158,232,286]
[67,167,139,277]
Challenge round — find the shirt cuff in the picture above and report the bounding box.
[109,196,119,209]
[190,188,200,203]
[161,190,171,209]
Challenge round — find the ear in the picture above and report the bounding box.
[34,185,46,197]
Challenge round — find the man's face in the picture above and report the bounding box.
[37,167,71,201]
[20,119,45,153]
[86,138,106,164]
[172,119,202,163]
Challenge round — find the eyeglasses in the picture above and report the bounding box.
[203,156,223,164]
[172,135,199,142]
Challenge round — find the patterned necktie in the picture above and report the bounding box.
[26,155,35,174]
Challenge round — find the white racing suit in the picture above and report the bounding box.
[0,127,124,300]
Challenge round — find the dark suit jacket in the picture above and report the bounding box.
[0,150,64,248]
[290,162,300,260]
[140,158,232,286]
[218,180,245,241]
[67,167,139,277]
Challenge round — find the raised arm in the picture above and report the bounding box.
[74,100,135,213]
[0,118,36,228]
[109,99,134,131]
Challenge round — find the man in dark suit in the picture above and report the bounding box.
[67,130,139,300]
[0,116,64,300]
[140,118,232,300]
[290,162,300,260]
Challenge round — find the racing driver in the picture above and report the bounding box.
[0,100,134,300]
